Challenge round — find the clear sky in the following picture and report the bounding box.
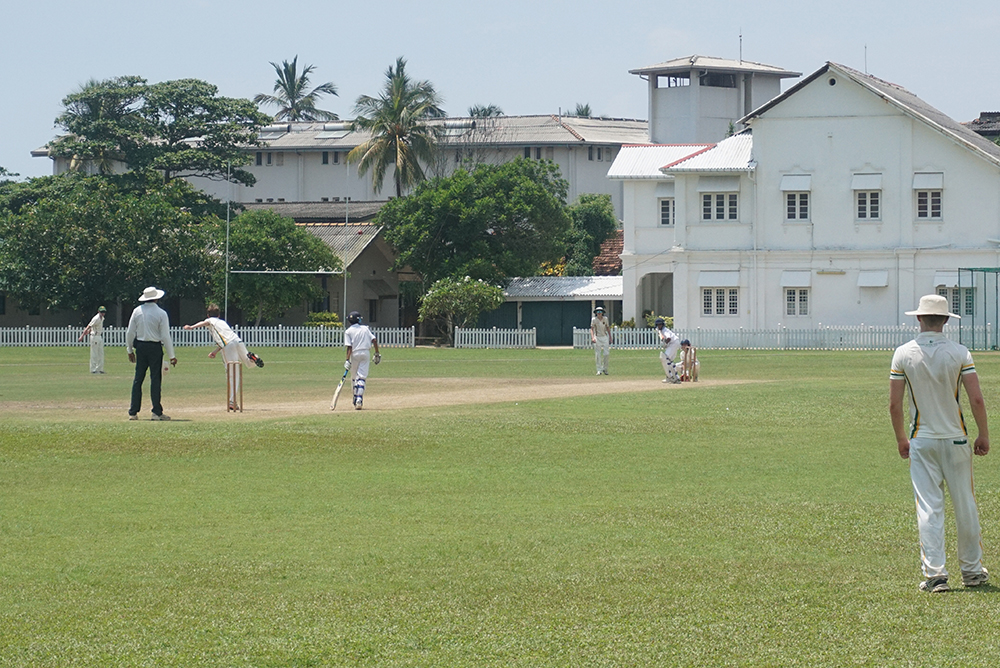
[2,0,997,180]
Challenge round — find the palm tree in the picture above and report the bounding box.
[254,56,338,121]
[348,57,445,197]
[468,103,503,118]
[572,103,592,117]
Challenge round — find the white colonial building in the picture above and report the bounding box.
[611,60,1000,329]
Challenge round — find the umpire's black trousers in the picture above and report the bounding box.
[130,340,164,417]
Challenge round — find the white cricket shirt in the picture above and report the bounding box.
[890,331,976,439]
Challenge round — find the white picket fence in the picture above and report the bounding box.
[0,326,416,348]
[573,324,986,351]
[454,327,537,349]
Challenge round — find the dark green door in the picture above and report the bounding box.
[522,301,591,345]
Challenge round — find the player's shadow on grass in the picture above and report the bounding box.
[954,584,999,594]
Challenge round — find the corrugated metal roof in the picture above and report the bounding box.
[629,55,800,78]
[299,223,382,267]
[607,144,712,179]
[247,115,648,150]
[664,132,754,172]
[504,276,623,300]
[243,200,385,223]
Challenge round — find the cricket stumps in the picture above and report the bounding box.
[227,361,243,412]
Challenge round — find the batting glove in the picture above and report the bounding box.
[374,353,381,365]
[344,360,352,371]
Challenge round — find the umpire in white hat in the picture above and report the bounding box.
[125,286,177,420]
[890,294,990,593]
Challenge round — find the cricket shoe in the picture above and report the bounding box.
[354,399,363,410]
[248,351,264,368]
[919,577,950,593]
[151,413,171,421]
[128,414,138,421]
[962,568,989,587]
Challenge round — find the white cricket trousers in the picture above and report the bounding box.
[220,339,251,403]
[909,436,985,579]
[350,350,372,403]
[594,335,610,374]
[660,350,679,381]
[89,334,105,373]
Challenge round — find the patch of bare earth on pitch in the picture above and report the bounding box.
[3,377,749,421]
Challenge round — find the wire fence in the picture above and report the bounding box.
[0,326,416,348]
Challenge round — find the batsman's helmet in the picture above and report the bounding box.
[348,311,362,324]
[654,317,665,327]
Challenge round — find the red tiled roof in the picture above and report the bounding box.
[592,229,623,276]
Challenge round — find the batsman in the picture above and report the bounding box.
[344,311,381,410]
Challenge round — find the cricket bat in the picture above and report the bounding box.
[330,367,350,410]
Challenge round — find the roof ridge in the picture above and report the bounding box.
[552,115,585,141]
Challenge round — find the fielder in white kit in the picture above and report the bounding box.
[344,311,380,410]
[79,305,107,373]
[590,306,611,375]
[890,294,990,593]
[655,317,681,384]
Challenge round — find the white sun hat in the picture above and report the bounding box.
[138,286,165,302]
[904,294,960,319]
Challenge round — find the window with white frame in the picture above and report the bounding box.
[914,173,943,221]
[702,193,738,221]
[780,174,811,221]
[852,173,882,221]
[916,190,942,219]
[856,191,880,219]
[785,288,809,316]
[786,193,809,220]
[659,198,675,226]
[937,286,974,317]
[702,288,739,316]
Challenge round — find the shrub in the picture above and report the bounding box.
[303,311,342,328]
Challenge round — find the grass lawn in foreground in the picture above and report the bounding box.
[2,346,1000,666]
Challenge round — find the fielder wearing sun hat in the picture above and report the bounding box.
[905,294,960,319]
[98,305,106,312]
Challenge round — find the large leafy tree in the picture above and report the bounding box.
[376,157,571,288]
[254,56,339,121]
[50,77,270,186]
[562,193,618,276]
[211,209,341,325]
[348,57,445,197]
[0,174,213,313]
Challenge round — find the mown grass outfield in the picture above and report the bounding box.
[2,345,1000,666]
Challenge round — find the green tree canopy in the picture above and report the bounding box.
[562,193,618,276]
[0,174,213,313]
[50,77,270,186]
[418,276,504,345]
[348,57,446,197]
[211,209,341,325]
[376,157,570,288]
[254,56,339,121]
